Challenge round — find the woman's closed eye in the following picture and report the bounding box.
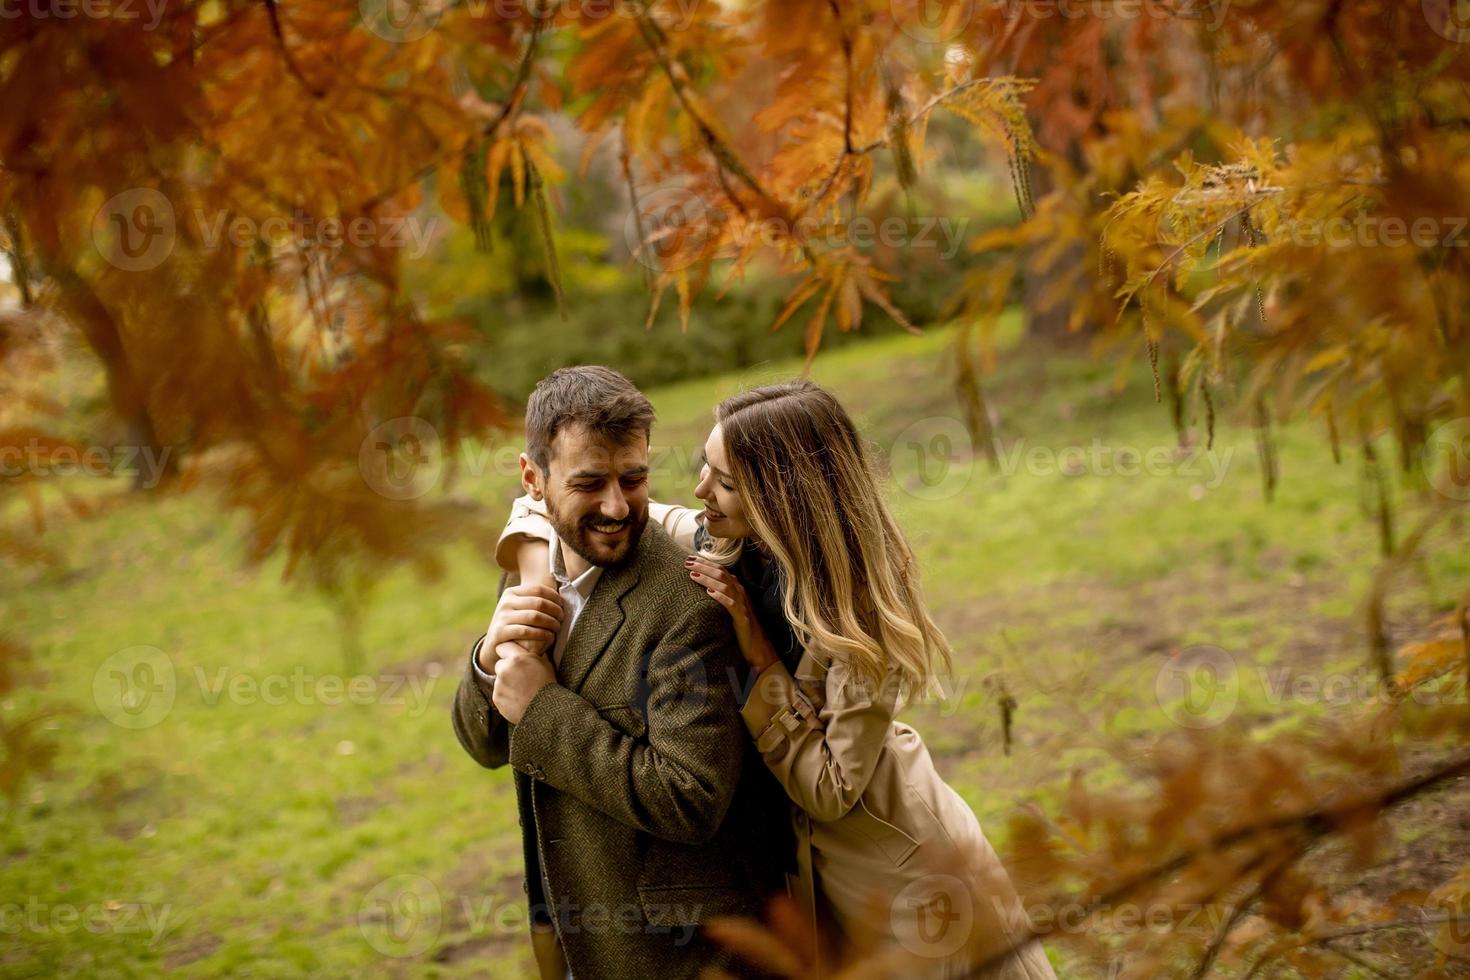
[698,452,735,492]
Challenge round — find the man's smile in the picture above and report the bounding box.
[586,518,629,537]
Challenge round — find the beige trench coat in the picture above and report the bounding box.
[497,496,1056,978]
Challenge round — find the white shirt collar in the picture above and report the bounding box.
[548,526,602,597]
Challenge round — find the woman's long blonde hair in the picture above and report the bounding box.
[700,380,952,700]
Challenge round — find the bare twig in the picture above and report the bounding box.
[263,0,325,98]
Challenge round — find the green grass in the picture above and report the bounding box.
[3,319,1465,977]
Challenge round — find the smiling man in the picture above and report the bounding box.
[528,396,650,571]
[450,366,785,979]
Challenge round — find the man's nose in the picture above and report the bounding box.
[598,486,630,521]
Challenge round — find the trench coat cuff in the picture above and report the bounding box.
[741,660,812,754]
[494,495,553,572]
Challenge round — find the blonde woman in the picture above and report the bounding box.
[490,380,1055,978]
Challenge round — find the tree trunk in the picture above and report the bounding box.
[1021,162,1093,343]
[47,263,175,490]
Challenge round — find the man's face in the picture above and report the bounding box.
[536,424,650,568]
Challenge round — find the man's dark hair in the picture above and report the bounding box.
[525,365,656,470]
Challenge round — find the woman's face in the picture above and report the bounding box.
[694,423,755,540]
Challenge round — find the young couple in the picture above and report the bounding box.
[451,366,1055,979]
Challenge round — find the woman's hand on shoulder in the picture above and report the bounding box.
[685,555,779,672]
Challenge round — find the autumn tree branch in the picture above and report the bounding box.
[955,750,1470,979]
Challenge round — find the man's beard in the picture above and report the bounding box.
[545,500,648,569]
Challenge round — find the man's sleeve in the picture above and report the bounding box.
[507,599,744,845]
[451,634,511,769]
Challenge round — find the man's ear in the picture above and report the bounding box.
[519,452,544,501]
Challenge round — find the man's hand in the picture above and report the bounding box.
[491,648,557,724]
[478,583,565,673]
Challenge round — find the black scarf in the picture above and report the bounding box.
[695,526,803,877]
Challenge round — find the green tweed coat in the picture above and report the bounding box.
[451,522,789,979]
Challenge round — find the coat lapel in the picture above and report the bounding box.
[558,560,639,694]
